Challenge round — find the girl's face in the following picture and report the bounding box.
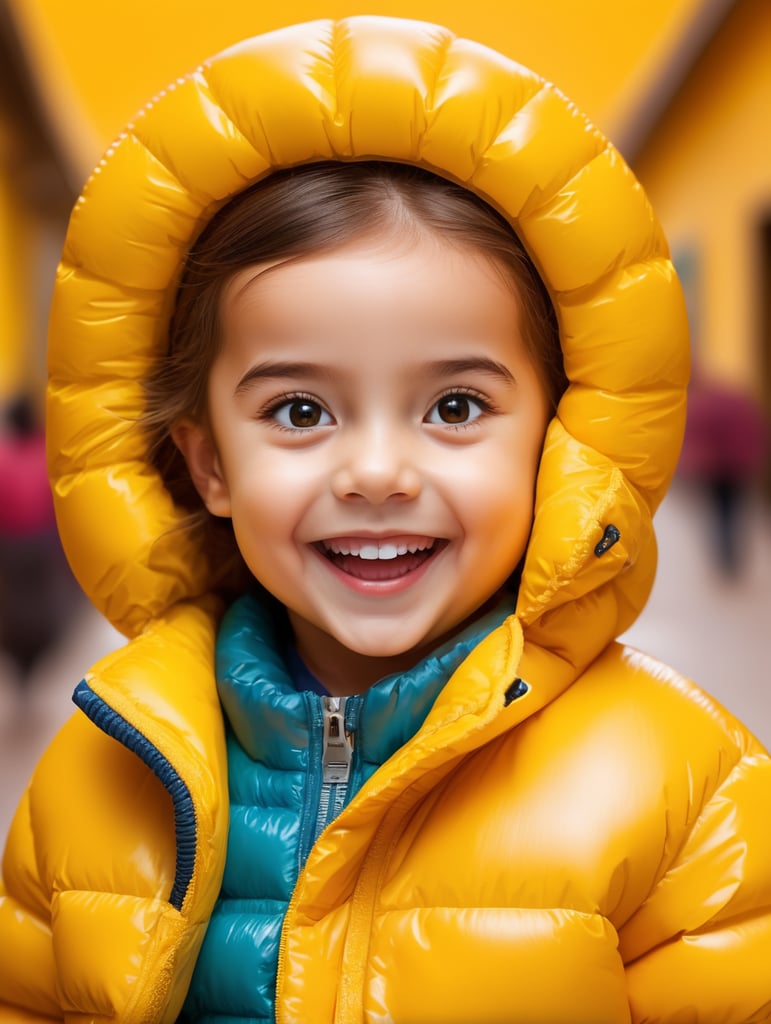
[175,231,551,693]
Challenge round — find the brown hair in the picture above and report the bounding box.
[143,160,566,535]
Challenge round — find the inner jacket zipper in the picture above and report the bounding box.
[315,695,355,842]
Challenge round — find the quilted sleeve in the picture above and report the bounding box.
[0,787,62,1020]
[619,749,771,1023]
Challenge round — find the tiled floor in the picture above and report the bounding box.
[2,480,770,844]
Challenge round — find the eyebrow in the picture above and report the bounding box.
[427,358,517,387]
[233,355,517,395]
[234,360,332,395]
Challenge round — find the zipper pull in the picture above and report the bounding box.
[322,696,353,784]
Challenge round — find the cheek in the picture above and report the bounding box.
[448,438,541,568]
[226,453,320,550]
[452,435,540,518]
[471,484,534,551]
[225,444,312,503]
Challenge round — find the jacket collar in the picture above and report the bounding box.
[216,590,520,766]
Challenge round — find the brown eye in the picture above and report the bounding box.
[272,397,333,429]
[437,395,471,423]
[426,393,485,426]
[289,400,322,427]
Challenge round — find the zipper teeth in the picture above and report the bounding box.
[336,796,411,1023]
[316,784,332,838]
[275,873,302,1024]
[278,695,363,1021]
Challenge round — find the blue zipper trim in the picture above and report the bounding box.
[73,678,197,912]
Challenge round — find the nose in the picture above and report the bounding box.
[330,422,422,504]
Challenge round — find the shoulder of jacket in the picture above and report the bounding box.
[558,641,766,767]
[25,708,176,845]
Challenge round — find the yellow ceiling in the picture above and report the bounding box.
[10,0,710,185]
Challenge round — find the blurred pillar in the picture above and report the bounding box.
[0,124,32,401]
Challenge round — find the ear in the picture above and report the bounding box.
[171,419,232,518]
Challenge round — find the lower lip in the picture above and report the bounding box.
[309,543,446,596]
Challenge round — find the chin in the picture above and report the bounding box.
[344,631,437,663]
[348,639,418,659]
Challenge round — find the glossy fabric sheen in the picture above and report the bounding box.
[2,15,770,1024]
[182,594,514,1021]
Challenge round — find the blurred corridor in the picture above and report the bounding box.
[2,479,770,842]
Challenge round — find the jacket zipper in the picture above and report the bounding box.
[277,694,357,1020]
[316,696,354,840]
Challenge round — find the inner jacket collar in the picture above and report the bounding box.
[216,590,519,768]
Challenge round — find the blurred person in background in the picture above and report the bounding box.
[678,372,770,576]
[0,392,77,689]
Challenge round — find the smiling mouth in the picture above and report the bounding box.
[314,535,446,581]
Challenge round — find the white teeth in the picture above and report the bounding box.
[322,538,434,560]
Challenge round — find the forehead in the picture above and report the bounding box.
[220,231,523,339]
[207,233,546,403]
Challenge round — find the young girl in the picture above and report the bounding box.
[1,17,769,1024]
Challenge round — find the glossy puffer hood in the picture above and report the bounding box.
[47,17,689,674]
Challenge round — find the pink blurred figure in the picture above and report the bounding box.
[679,376,770,575]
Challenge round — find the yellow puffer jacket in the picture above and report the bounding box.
[2,17,770,1024]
